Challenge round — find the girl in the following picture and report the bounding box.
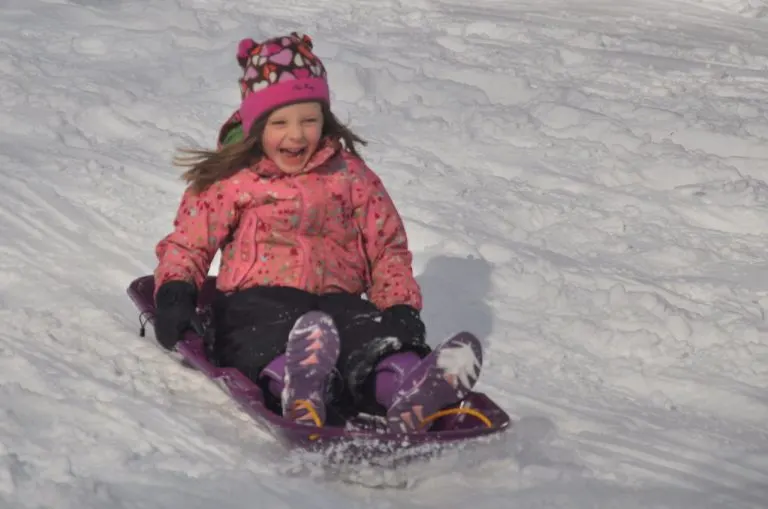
[152,33,483,433]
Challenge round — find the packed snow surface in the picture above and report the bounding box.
[0,0,766,507]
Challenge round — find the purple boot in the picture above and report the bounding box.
[385,332,483,433]
[260,354,286,398]
[281,311,341,427]
[374,351,421,408]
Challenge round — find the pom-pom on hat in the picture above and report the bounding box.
[236,32,330,136]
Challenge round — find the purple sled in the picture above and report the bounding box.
[127,275,511,461]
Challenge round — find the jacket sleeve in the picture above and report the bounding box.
[154,181,240,296]
[353,165,423,311]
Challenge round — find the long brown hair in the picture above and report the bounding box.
[174,103,367,194]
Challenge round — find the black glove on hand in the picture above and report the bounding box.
[381,304,426,346]
[154,280,202,351]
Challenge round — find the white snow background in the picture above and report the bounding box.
[1,0,767,507]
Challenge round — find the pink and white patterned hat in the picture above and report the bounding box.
[236,32,330,135]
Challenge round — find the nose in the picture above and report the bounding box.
[287,121,304,141]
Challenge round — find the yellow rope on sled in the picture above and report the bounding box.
[418,407,493,430]
[288,400,493,434]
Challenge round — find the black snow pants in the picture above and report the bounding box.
[207,285,430,416]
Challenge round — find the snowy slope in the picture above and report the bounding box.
[1,0,767,507]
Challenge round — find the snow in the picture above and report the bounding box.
[435,337,482,390]
[1,0,767,506]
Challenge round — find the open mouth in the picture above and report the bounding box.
[279,147,307,161]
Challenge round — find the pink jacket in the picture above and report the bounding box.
[154,138,422,311]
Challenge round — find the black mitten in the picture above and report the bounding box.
[154,280,202,350]
[381,304,426,347]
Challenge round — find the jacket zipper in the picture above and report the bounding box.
[296,181,311,291]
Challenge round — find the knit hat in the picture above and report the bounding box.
[236,32,330,136]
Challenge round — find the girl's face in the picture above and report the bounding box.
[261,102,324,174]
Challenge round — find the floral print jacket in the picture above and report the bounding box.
[154,138,422,311]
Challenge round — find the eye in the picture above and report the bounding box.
[269,119,287,126]
[302,117,319,124]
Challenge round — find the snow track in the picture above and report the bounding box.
[0,0,766,507]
